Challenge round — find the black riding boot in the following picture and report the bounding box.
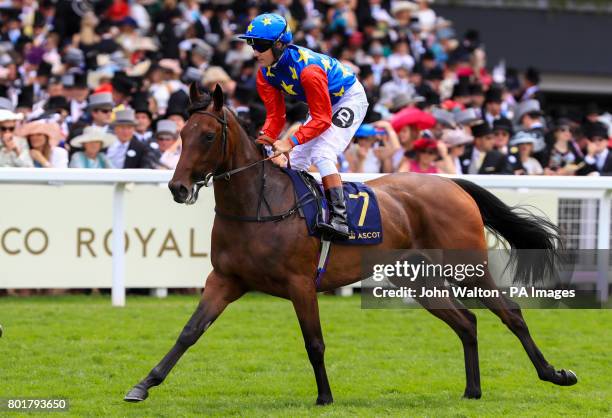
[321,187,350,240]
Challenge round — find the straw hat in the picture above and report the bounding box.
[17,120,62,143]
[71,126,117,148]
[133,37,158,52]
[202,66,230,85]
[159,59,182,75]
[391,1,418,15]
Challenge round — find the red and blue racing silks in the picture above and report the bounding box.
[257,45,357,146]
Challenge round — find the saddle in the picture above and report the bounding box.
[281,168,383,246]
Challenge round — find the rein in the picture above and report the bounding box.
[187,106,310,223]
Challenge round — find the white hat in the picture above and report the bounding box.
[87,67,114,90]
[71,126,117,148]
[391,1,418,15]
[0,108,24,122]
[509,131,538,146]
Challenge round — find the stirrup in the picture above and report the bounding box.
[318,221,350,240]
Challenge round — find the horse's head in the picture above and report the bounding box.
[169,83,228,204]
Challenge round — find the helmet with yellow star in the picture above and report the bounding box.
[238,13,293,46]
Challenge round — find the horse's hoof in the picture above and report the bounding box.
[316,395,333,405]
[561,369,578,386]
[124,386,149,402]
[463,389,482,399]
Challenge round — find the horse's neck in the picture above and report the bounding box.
[213,121,291,216]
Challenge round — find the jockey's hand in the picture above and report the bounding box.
[273,137,294,155]
[271,153,288,167]
[255,135,275,146]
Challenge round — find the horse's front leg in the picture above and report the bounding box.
[124,271,245,402]
[288,276,333,405]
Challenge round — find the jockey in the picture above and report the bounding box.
[239,13,369,240]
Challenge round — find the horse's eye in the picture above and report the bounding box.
[204,133,215,142]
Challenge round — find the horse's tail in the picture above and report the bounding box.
[452,178,563,285]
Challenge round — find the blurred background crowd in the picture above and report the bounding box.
[1,0,611,175]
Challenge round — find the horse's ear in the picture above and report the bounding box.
[189,82,203,104]
[212,83,224,112]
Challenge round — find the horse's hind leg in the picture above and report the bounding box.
[124,271,245,402]
[416,295,481,399]
[476,273,577,386]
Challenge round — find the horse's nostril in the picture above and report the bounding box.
[179,185,189,198]
[169,181,190,202]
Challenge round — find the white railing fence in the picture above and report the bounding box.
[0,169,610,305]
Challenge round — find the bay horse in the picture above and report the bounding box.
[124,84,577,404]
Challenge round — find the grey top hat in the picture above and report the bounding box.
[454,108,482,126]
[509,131,538,146]
[441,129,474,147]
[515,99,542,122]
[192,42,213,60]
[156,119,178,137]
[113,109,137,126]
[302,18,320,32]
[432,108,456,128]
[88,92,114,110]
[391,91,425,111]
[0,96,14,111]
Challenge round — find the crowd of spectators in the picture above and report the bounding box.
[0,0,611,175]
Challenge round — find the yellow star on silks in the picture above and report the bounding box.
[289,66,298,80]
[332,86,345,97]
[297,48,313,64]
[280,80,297,95]
[265,66,275,77]
[321,58,332,71]
[247,23,254,32]
[262,17,272,26]
[340,64,352,77]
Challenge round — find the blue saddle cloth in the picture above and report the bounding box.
[282,168,383,245]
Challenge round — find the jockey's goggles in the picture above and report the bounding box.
[246,38,274,53]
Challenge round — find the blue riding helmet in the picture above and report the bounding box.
[355,124,385,138]
[239,13,292,45]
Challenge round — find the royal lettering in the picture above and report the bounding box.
[0,227,48,256]
[1,227,209,258]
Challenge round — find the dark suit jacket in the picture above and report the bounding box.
[124,137,155,169]
[576,149,612,176]
[460,145,513,175]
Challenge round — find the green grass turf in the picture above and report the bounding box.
[0,294,610,417]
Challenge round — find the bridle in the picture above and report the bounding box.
[184,104,312,223]
[188,107,277,190]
